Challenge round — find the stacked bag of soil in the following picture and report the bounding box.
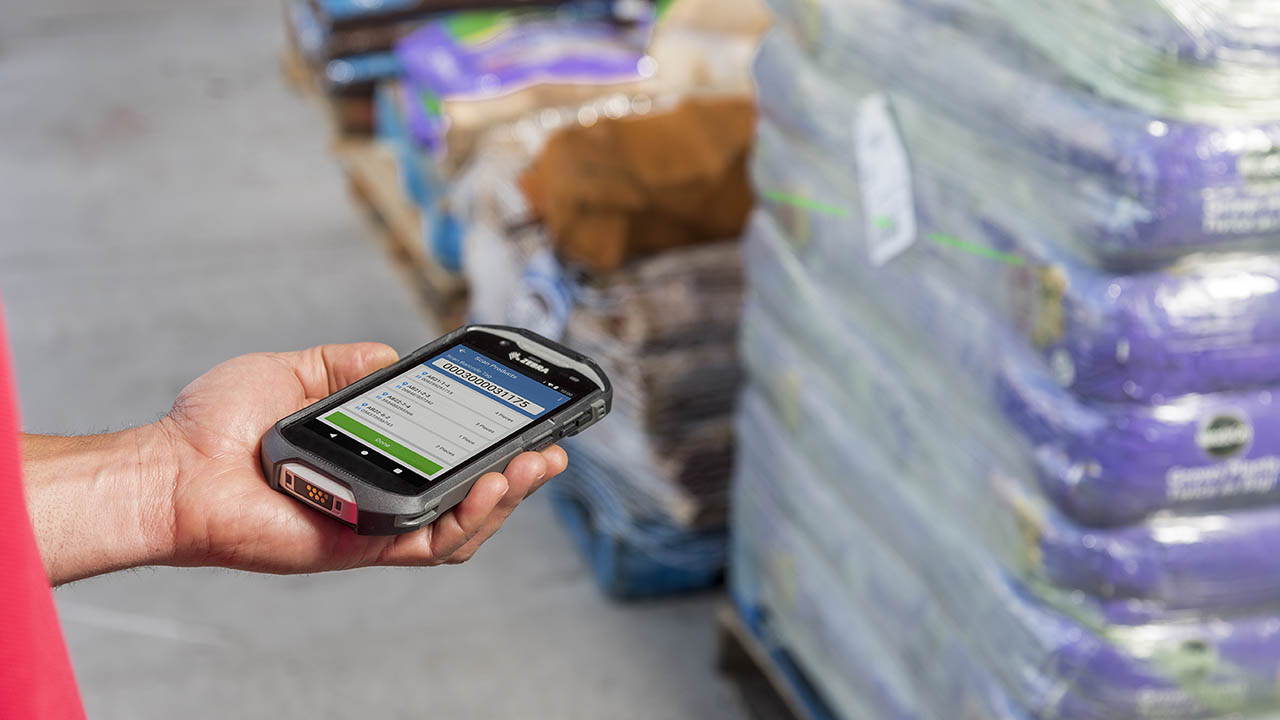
[732,0,1280,717]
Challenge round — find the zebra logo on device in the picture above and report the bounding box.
[508,351,550,375]
[1197,413,1253,459]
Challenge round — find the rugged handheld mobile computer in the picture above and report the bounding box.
[260,325,611,535]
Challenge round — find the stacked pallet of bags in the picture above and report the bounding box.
[284,0,568,133]
[460,106,749,598]
[532,239,746,596]
[286,0,644,133]
[733,0,1280,717]
[361,2,645,271]
[374,0,762,271]
[396,0,768,596]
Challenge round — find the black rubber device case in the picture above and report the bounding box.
[260,325,612,535]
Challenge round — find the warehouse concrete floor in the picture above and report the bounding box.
[0,2,745,718]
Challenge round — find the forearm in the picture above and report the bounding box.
[21,425,178,585]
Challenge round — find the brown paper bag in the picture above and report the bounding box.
[520,97,755,272]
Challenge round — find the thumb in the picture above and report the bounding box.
[274,343,400,398]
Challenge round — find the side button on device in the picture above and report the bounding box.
[399,506,440,529]
[527,421,557,451]
[562,411,592,437]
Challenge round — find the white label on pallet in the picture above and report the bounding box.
[855,93,917,266]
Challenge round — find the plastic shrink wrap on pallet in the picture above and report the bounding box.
[754,120,1280,527]
[975,1,1280,123]
[731,0,1280,716]
[735,210,1280,719]
[733,385,1280,720]
[467,209,745,529]
[468,209,742,595]
[442,137,742,593]
[751,25,1280,522]
[769,0,1280,261]
[744,210,1280,617]
[753,25,1280,405]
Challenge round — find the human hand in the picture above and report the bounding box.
[24,344,567,583]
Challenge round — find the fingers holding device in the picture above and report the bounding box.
[260,325,611,535]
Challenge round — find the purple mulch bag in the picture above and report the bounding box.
[743,213,1280,612]
[736,382,1280,720]
[394,6,650,153]
[752,34,1280,405]
[763,0,1280,263]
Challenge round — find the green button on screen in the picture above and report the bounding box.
[326,411,444,476]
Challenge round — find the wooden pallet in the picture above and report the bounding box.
[336,138,467,328]
[280,37,467,328]
[716,603,839,720]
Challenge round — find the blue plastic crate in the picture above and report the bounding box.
[549,445,726,599]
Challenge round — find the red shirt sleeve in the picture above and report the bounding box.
[0,298,86,719]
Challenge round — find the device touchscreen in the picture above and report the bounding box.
[307,344,573,483]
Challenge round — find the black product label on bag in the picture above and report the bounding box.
[1197,413,1253,459]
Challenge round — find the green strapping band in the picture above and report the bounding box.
[924,233,1025,265]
